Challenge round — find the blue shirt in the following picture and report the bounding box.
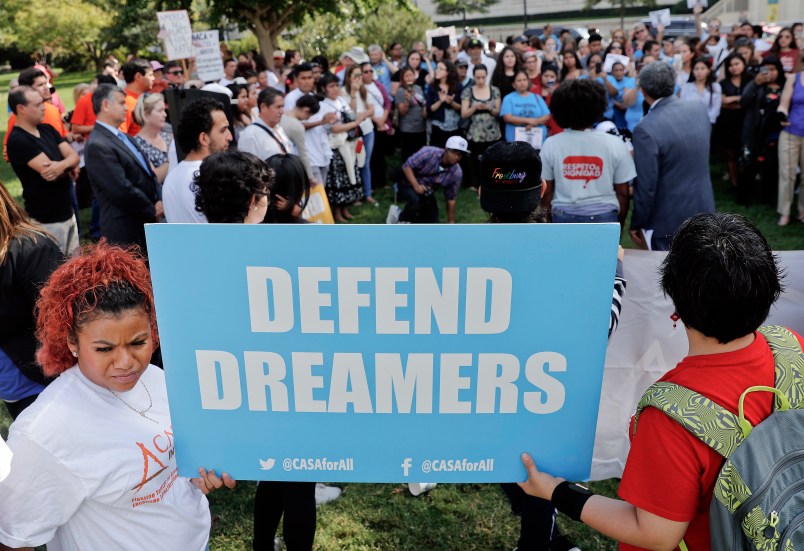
[500,91,550,143]
[0,347,44,402]
[372,62,393,92]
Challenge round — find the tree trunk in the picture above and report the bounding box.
[253,19,278,70]
[619,0,625,33]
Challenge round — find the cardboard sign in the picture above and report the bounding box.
[145,223,619,482]
[649,8,671,27]
[157,10,194,61]
[426,26,457,50]
[301,184,335,224]
[514,126,543,150]
[604,53,631,73]
[192,30,225,82]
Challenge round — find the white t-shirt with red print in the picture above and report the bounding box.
[541,129,636,214]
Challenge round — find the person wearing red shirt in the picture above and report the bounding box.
[119,58,155,137]
[70,75,120,139]
[517,213,795,551]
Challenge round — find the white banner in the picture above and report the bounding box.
[192,30,225,82]
[157,10,194,61]
[591,250,804,480]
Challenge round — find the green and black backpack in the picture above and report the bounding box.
[633,325,804,551]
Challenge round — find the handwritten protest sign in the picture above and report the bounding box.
[157,10,194,61]
[192,30,224,82]
[514,127,543,150]
[649,8,671,27]
[604,53,631,73]
[146,224,619,482]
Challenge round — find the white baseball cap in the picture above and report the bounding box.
[445,136,469,154]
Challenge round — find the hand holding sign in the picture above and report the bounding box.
[604,53,631,73]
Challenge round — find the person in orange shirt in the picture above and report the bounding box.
[119,59,155,137]
[70,75,120,139]
[3,68,67,161]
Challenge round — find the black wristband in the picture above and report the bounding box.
[551,480,593,521]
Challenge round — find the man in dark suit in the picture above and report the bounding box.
[84,84,162,253]
[629,62,715,251]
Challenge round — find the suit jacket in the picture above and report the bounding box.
[85,124,160,253]
[631,96,715,241]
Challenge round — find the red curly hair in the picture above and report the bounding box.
[35,241,159,376]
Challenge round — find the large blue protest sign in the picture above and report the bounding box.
[146,223,619,482]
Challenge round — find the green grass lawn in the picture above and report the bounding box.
[0,71,802,551]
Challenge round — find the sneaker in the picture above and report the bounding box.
[408,482,437,496]
[314,483,341,506]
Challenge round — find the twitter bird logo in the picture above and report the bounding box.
[259,458,276,471]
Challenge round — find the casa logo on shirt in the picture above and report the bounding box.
[130,427,178,508]
[563,156,603,188]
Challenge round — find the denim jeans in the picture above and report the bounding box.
[359,130,375,198]
[551,207,619,224]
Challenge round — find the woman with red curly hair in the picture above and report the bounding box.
[0,241,234,550]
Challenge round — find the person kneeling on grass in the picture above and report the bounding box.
[518,212,799,551]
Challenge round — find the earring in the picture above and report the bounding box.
[71,350,78,357]
[670,312,680,330]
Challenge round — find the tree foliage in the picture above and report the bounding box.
[284,2,432,61]
[434,0,500,17]
[206,0,414,66]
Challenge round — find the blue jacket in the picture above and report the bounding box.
[631,96,715,241]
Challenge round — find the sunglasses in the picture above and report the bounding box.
[167,70,183,76]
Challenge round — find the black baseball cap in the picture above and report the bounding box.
[479,142,543,214]
[513,35,529,44]
[467,38,483,49]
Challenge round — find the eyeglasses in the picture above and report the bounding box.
[362,70,373,74]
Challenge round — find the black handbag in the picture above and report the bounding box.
[341,110,362,140]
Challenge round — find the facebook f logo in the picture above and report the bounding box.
[401,457,412,477]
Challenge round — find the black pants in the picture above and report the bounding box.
[429,125,460,149]
[500,483,558,550]
[370,131,390,189]
[737,143,779,206]
[398,131,427,165]
[253,481,316,551]
[468,139,500,188]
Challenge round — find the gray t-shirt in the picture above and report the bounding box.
[394,85,426,134]
[541,129,636,214]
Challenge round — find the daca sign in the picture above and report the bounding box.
[146,223,619,482]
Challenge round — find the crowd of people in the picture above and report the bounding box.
[0,11,803,551]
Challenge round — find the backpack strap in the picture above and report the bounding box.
[633,382,744,459]
[757,325,804,410]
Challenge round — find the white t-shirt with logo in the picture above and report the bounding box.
[163,159,207,224]
[0,366,210,550]
[541,129,636,214]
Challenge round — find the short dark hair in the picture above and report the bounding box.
[92,84,124,115]
[258,87,283,110]
[18,68,46,87]
[643,40,659,53]
[122,59,151,84]
[293,63,313,76]
[224,58,237,67]
[164,60,182,72]
[176,97,226,154]
[295,94,320,114]
[660,213,783,344]
[193,151,274,223]
[8,86,34,114]
[550,79,606,130]
[588,33,603,44]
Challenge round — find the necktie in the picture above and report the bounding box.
[117,131,151,174]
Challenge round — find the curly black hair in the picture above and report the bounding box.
[193,151,274,223]
[550,79,607,130]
